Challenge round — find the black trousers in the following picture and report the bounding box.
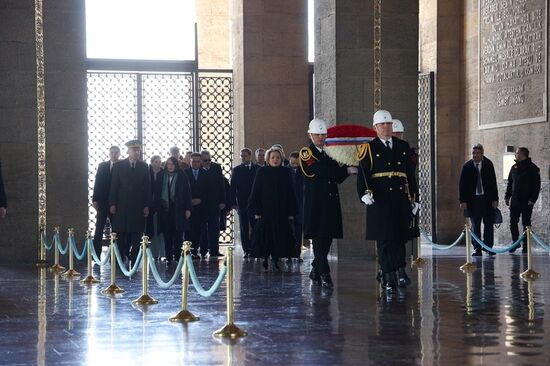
[188,213,205,255]
[117,232,141,264]
[510,202,533,246]
[312,237,332,274]
[201,211,221,255]
[93,204,110,257]
[293,215,303,256]
[469,196,494,250]
[238,209,253,254]
[161,206,184,261]
[377,240,403,273]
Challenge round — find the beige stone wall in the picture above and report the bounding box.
[196,0,231,69]
[462,0,550,243]
[231,0,309,160]
[0,1,88,263]
[420,0,550,243]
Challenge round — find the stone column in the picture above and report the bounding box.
[0,1,88,263]
[231,0,309,158]
[196,0,231,69]
[315,0,419,257]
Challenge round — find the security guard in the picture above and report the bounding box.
[300,118,357,288]
[357,110,418,293]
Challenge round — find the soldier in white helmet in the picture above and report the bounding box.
[392,119,405,139]
[357,110,418,294]
[300,118,357,288]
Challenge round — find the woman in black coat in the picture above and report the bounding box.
[248,147,299,270]
[154,157,192,263]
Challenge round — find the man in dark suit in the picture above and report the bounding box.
[300,119,356,288]
[0,161,7,219]
[184,153,207,257]
[91,146,120,256]
[200,150,226,258]
[289,151,304,258]
[459,143,499,257]
[357,110,418,293]
[230,148,258,258]
[109,140,151,264]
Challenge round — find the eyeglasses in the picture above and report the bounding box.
[202,159,211,162]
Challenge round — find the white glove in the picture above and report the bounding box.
[411,202,420,215]
[361,191,375,205]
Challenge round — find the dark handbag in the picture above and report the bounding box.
[493,207,503,226]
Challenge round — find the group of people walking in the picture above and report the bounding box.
[91,108,542,294]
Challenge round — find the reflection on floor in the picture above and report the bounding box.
[1,244,550,366]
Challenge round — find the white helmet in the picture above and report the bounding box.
[308,118,328,134]
[392,119,404,133]
[373,110,392,125]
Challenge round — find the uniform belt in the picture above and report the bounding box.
[370,171,407,179]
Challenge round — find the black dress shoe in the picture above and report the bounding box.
[472,249,482,257]
[522,245,528,254]
[262,259,268,270]
[397,267,411,287]
[309,268,321,286]
[272,258,281,271]
[320,273,333,288]
[383,272,397,293]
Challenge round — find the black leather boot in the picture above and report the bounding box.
[397,267,411,287]
[309,268,321,286]
[383,272,397,293]
[320,273,333,289]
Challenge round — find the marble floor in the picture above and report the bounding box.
[1,243,550,366]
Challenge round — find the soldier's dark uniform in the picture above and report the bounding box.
[300,143,349,286]
[357,137,417,288]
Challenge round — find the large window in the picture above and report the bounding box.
[85,0,196,60]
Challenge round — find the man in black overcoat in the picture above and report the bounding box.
[289,151,304,258]
[459,143,498,256]
[200,150,227,258]
[505,147,540,253]
[92,145,120,255]
[300,118,356,288]
[230,148,258,258]
[184,153,208,257]
[357,110,418,293]
[109,140,151,264]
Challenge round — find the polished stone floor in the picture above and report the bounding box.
[2,243,550,366]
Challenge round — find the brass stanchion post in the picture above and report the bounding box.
[213,246,247,338]
[520,226,539,281]
[50,226,65,272]
[35,227,49,268]
[170,242,199,322]
[132,235,158,305]
[62,228,80,277]
[102,233,124,294]
[81,231,100,284]
[412,236,427,267]
[460,222,476,273]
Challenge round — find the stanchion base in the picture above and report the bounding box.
[412,257,427,267]
[213,323,248,338]
[80,275,100,284]
[102,284,125,294]
[132,294,158,305]
[169,310,200,323]
[459,262,476,273]
[62,269,81,277]
[35,260,49,268]
[50,264,66,273]
[520,269,540,281]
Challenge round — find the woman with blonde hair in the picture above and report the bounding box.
[248,147,299,270]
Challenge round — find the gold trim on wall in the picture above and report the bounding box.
[35,0,47,238]
[374,0,382,110]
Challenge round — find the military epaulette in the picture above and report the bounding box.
[299,147,317,177]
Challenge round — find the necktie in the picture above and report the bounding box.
[193,169,198,180]
[131,162,135,170]
[476,163,483,194]
[385,140,391,149]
